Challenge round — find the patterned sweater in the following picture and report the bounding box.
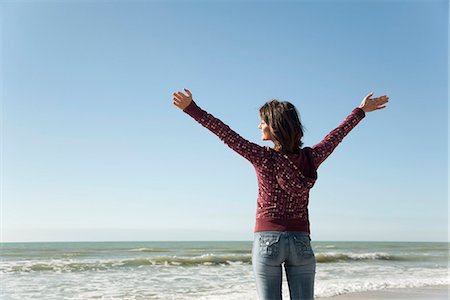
[183,100,366,233]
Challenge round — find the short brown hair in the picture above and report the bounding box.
[259,99,304,154]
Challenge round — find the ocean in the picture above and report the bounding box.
[0,241,448,299]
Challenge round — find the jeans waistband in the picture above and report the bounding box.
[254,231,310,236]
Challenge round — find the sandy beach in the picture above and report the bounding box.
[319,285,449,299]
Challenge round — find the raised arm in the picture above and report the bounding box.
[172,88,267,167]
[311,92,389,169]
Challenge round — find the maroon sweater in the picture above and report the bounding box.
[183,100,366,234]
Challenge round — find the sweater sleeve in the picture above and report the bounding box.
[311,107,365,169]
[274,154,316,196]
[183,100,267,167]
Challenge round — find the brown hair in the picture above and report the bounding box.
[259,99,305,154]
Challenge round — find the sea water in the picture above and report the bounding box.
[0,241,448,299]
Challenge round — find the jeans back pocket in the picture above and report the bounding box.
[293,234,314,257]
[258,233,281,258]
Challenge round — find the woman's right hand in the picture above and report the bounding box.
[173,88,193,111]
[359,92,389,113]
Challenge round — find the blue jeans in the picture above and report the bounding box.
[252,231,316,300]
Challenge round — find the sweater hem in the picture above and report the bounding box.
[254,218,310,233]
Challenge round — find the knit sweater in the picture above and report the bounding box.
[183,100,366,233]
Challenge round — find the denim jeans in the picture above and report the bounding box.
[252,231,316,300]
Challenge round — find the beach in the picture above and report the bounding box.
[319,284,449,299]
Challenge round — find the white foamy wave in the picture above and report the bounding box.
[128,248,164,253]
[347,252,391,260]
[0,253,253,273]
[315,274,449,298]
[315,252,393,263]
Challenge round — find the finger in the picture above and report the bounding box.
[375,97,388,103]
[184,88,192,97]
[177,91,187,99]
[364,92,374,101]
[173,97,181,103]
[173,93,183,101]
[177,91,188,99]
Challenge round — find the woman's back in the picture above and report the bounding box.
[180,99,365,234]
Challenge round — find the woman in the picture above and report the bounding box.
[172,89,389,300]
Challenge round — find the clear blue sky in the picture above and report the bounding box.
[1,0,448,242]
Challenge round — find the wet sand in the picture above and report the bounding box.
[318,285,449,299]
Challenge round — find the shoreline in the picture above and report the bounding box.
[318,284,449,299]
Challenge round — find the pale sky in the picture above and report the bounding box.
[1,0,448,242]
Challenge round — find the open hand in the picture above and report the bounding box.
[359,92,389,113]
[173,88,193,110]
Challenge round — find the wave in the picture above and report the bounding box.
[127,248,251,254]
[220,249,251,254]
[128,248,167,253]
[316,252,404,263]
[0,254,252,273]
[316,279,450,298]
[2,250,446,273]
[123,254,252,266]
[314,245,337,249]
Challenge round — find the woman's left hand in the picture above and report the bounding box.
[358,92,389,113]
[173,88,193,110]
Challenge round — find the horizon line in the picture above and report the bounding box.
[1,239,448,244]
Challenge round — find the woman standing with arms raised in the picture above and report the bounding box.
[172,89,389,300]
